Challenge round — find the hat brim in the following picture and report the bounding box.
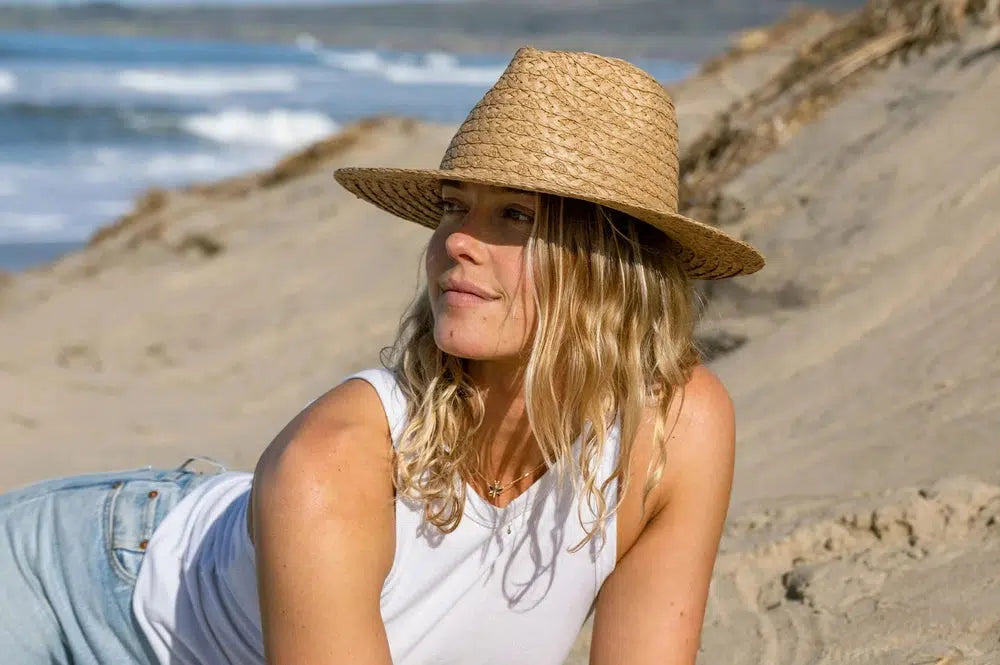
[333,166,764,280]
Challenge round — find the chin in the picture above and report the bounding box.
[432,321,520,362]
[433,327,494,360]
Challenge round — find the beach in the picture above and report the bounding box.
[2,1,999,663]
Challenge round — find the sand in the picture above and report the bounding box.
[2,5,999,664]
[670,8,843,149]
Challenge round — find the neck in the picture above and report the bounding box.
[466,359,544,478]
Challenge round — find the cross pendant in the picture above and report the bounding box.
[487,481,504,499]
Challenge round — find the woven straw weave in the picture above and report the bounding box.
[335,46,765,279]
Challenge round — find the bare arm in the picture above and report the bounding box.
[251,379,396,665]
[589,366,736,665]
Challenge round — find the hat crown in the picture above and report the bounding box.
[439,47,681,212]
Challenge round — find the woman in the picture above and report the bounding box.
[0,47,763,665]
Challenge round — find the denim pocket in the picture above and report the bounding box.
[105,474,187,583]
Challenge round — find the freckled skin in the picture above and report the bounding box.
[425,182,537,363]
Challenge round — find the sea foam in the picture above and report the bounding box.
[0,70,17,94]
[117,69,299,96]
[321,49,503,86]
[294,33,323,54]
[180,108,339,150]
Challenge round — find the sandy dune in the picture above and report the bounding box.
[2,5,999,664]
[1,117,453,485]
[574,17,1000,664]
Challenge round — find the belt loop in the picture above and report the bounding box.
[176,456,229,474]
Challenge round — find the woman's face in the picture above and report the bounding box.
[425,181,538,362]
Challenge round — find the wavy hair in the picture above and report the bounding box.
[382,191,700,550]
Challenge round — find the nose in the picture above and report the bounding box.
[443,209,489,264]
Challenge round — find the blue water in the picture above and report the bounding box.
[0,240,84,272]
[0,30,693,270]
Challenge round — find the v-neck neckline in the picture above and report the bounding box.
[462,436,584,528]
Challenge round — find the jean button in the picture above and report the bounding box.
[147,490,159,499]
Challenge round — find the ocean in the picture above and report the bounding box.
[0,30,692,271]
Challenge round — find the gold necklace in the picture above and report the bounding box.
[472,460,548,501]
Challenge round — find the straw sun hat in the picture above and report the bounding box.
[334,46,764,279]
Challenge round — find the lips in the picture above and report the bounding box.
[439,278,499,303]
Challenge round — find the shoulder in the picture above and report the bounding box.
[250,377,397,661]
[255,377,392,481]
[590,366,736,663]
[249,376,395,543]
[667,364,735,446]
[634,364,736,517]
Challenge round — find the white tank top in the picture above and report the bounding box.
[132,368,620,665]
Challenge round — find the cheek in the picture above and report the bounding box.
[502,253,536,325]
[425,230,448,282]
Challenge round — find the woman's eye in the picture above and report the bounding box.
[441,200,465,216]
[506,207,534,224]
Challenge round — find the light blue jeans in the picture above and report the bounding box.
[0,457,228,664]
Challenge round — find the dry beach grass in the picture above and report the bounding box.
[2,2,999,662]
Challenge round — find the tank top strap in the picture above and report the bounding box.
[342,367,408,449]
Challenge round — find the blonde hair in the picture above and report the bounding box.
[383,191,700,549]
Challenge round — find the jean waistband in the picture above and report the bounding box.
[175,456,229,474]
